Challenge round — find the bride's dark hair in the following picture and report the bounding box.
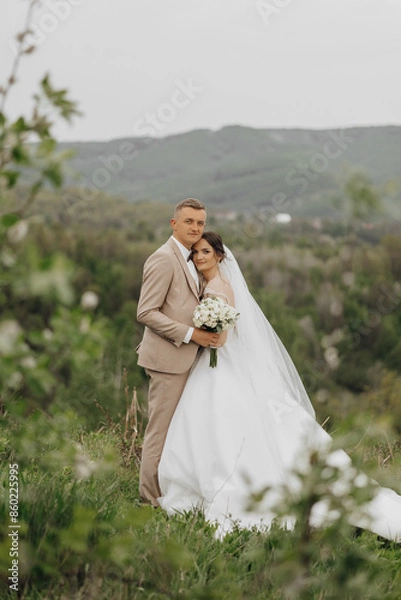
[199,231,227,262]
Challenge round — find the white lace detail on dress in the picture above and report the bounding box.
[203,286,229,304]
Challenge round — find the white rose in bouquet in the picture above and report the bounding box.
[193,296,240,367]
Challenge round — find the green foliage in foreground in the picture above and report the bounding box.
[1,409,401,599]
[2,8,401,598]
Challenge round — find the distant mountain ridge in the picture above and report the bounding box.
[61,125,401,218]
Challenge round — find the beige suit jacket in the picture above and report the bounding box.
[136,237,200,374]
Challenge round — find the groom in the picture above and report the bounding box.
[136,198,222,506]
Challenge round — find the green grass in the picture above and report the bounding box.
[1,418,401,600]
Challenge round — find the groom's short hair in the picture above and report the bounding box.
[174,198,205,218]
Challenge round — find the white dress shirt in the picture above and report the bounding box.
[171,236,199,343]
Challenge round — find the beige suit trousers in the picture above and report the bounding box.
[139,367,191,506]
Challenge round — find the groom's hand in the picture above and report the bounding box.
[191,329,221,348]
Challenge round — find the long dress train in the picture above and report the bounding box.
[158,248,401,541]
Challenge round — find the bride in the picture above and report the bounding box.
[157,232,401,541]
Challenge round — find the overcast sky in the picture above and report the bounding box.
[1,0,401,142]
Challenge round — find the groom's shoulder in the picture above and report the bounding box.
[144,239,176,268]
[159,238,175,253]
[151,239,175,259]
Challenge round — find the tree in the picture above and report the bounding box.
[344,172,382,220]
[0,2,80,214]
[0,1,106,414]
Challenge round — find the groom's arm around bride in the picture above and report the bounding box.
[136,198,221,506]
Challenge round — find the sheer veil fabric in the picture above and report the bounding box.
[158,247,401,541]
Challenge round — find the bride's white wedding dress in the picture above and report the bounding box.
[158,248,401,541]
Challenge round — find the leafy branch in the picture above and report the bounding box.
[0,0,81,217]
[0,0,39,114]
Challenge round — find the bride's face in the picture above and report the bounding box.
[192,239,219,277]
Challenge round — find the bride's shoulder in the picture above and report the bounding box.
[206,275,231,291]
[204,276,235,306]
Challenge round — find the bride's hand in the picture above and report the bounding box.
[191,329,221,348]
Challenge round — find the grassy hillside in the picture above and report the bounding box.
[1,402,401,599]
[60,125,401,217]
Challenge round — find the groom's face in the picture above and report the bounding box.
[171,207,206,249]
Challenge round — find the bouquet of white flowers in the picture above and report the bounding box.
[192,296,240,367]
